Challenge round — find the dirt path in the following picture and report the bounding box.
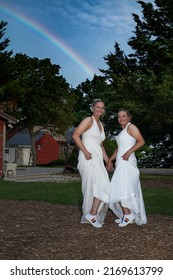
[0,200,172,260]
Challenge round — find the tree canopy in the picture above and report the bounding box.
[73,0,173,145]
[0,21,75,165]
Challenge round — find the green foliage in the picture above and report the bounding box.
[104,137,117,157]
[0,25,76,164]
[72,75,109,125]
[72,0,173,146]
[0,21,13,90]
[138,135,173,168]
[9,54,76,165]
[9,54,75,132]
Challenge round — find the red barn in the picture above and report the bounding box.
[0,111,17,176]
[5,130,60,166]
[36,131,60,165]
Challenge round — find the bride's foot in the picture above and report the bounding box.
[118,213,135,227]
[85,213,102,228]
[115,217,123,224]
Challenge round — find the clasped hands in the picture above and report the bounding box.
[106,159,114,172]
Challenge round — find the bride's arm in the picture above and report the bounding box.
[72,117,93,160]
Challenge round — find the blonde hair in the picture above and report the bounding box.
[90,99,105,111]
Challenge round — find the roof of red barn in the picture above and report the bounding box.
[36,131,58,144]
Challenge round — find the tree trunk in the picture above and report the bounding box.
[30,132,37,166]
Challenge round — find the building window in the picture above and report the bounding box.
[37,145,41,150]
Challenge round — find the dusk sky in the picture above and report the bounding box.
[0,0,151,87]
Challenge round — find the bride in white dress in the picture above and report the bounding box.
[72,99,111,228]
[107,109,147,227]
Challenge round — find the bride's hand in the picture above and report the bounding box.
[84,151,92,160]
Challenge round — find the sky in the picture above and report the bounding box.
[0,0,147,87]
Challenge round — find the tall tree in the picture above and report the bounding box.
[96,0,173,142]
[0,21,13,85]
[3,53,75,165]
[128,0,173,76]
[0,21,14,110]
[127,0,173,140]
[73,74,109,125]
[99,42,144,137]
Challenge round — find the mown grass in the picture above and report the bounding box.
[0,179,82,206]
[0,174,172,216]
[143,187,173,216]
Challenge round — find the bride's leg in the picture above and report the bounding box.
[90,197,101,215]
[119,204,135,227]
[85,197,102,228]
[121,206,131,215]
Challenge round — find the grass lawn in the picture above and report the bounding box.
[0,174,172,216]
[0,179,82,206]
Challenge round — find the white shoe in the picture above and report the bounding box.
[118,213,135,227]
[115,218,123,224]
[85,213,102,228]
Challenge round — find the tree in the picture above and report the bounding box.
[2,53,75,165]
[127,0,173,140]
[95,0,173,143]
[0,21,14,111]
[128,0,173,77]
[0,21,13,86]
[72,74,109,125]
[72,0,173,169]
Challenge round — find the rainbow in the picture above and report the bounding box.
[0,3,96,77]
